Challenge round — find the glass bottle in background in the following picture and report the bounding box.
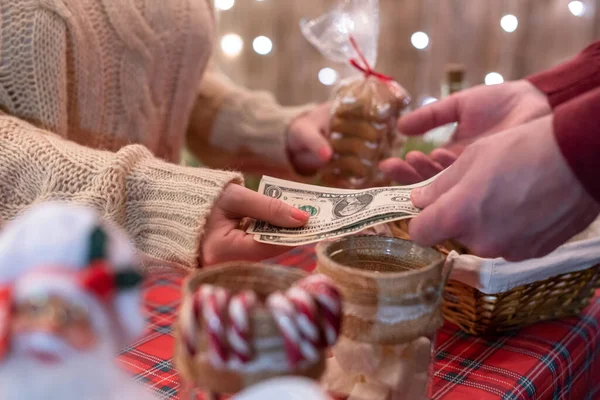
[422,64,465,145]
[441,64,465,97]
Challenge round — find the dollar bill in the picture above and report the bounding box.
[253,212,414,246]
[247,174,437,238]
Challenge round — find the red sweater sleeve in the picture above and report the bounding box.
[527,41,600,108]
[553,86,600,202]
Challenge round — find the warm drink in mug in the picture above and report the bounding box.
[315,236,448,400]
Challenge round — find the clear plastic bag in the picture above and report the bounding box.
[301,0,411,189]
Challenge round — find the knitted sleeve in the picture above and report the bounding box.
[186,61,315,177]
[0,115,243,273]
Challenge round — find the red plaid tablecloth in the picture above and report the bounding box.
[118,245,600,400]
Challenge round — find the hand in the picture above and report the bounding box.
[201,184,309,265]
[408,115,600,261]
[380,80,551,184]
[287,103,333,176]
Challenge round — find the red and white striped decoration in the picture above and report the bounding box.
[267,274,342,367]
[297,275,342,346]
[286,286,320,361]
[227,290,257,364]
[179,274,342,370]
[179,289,203,356]
[267,291,304,367]
[202,285,230,367]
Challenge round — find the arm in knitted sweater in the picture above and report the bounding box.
[186,61,316,178]
[0,114,243,273]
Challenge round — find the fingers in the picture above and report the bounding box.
[409,188,462,247]
[398,95,460,136]
[379,158,425,184]
[290,151,325,176]
[405,151,445,179]
[219,184,309,227]
[293,120,332,162]
[205,229,292,265]
[379,151,452,185]
[411,162,462,208]
[429,148,457,168]
[313,102,334,127]
[289,103,333,163]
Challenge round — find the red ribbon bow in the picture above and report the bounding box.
[349,35,393,81]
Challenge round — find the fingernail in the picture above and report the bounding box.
[291,208,310,221]
[319,146,332,161]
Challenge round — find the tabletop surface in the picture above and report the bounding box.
[117,246,600,400]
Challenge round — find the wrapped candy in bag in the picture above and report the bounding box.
[301,0,410,189]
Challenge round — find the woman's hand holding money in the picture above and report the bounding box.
[202,184,310,265]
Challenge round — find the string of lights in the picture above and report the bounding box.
[214,0,589,96]
[413,0,588,106]
[216,0,274,57]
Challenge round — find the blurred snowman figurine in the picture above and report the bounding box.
[0,202,156,400]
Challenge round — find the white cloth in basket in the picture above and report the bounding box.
[445,217,600,294]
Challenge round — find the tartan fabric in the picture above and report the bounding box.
[117,245,600,400]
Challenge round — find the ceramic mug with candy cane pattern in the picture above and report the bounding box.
[174,262,343,399]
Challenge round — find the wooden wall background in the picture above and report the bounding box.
[214,0,600,107]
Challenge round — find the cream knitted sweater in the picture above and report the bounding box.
[0,0,309,273]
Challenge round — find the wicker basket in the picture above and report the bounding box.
[389,220,600,336]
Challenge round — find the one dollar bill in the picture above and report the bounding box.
[247,174,439,240]
[253,212,414,246]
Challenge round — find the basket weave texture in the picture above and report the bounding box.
[442,265,600,336]
[389,220,600,336]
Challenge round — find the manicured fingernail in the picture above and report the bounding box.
[291,208,310,221]
[319,146,332,161]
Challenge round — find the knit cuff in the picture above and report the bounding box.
[211,89,316,171]
[124,154,243,272]
[553,86,600,202]
[527,41,600,108]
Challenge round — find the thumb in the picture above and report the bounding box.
[290,151,327,175]
[301,125,332,162]
[409,190,458,247]
[218,185,310,227]
[289,119,332,162]
[411,165,461,208]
